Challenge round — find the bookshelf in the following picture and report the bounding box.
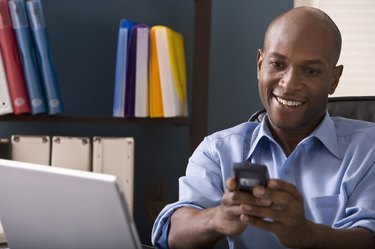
[0,0,212,244]
[0,0,211,153]
[0,115,191,127]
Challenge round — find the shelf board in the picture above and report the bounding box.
[0,115,191,126]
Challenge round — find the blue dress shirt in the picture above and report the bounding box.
[152,113,375,249]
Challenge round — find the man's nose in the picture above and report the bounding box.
[279,68,300,92]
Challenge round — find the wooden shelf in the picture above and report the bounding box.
[0,115,191,126]
[191,0,211,151]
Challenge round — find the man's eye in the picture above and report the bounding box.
[270,61,284,70]
[305,67,320,76]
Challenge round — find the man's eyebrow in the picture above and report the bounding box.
[303,59,325,65]
[268,52,325,65]
[268,52,287,60]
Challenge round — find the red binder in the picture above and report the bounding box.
[0,0,30,114]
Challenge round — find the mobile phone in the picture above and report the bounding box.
[233,162,269,192]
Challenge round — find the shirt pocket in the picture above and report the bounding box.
[309,195,340,225]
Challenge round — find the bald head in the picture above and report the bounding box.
[263,7,342,65]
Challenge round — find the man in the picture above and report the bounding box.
[152,6,375,249]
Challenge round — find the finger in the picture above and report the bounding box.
[268,179,302,202]
[222,190,240,206]
[251,186,273,207]
[226,177,237,192]
[241,204,285,222]
[225,178,269,206]
[251,180,302,210]
[223,190,254,206]
[224,185,272,207]
[267,190,295,210]
[221,193,255,222]
[240,213,281,233]
[223,204,245,217]
[252,185,267,197]
[252,180,300,200]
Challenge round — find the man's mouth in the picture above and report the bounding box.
[276,96,303,107]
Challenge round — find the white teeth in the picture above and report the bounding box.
[276,97,302,107]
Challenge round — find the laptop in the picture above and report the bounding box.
[0,159,143,249]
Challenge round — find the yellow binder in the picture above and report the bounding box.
[150,25,188,117]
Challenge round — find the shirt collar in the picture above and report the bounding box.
[246,112,341,160]
[306,112,341,158]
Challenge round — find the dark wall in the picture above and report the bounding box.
[0,0,293,247]
[208,0,293,134]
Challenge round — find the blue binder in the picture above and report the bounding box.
[26,0,63,115]
[9,0,47,115]
[112,19,136,117]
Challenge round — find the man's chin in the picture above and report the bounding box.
[267,115,304,132]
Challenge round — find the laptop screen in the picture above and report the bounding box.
[0,159,142,249]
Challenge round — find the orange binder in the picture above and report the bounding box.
[149,27,163,117]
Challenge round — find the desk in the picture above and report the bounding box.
[0,243,154,249]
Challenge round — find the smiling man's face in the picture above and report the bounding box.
[257,7,343,137]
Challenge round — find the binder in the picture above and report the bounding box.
[0,0,30,114]
[0,137,10,159]
[152,26,187,117]
[125,24,149,117]
[112,19,136,117]
[92,136,134,214]
[169,28,188,116]
[9,0,47,115]
[149,27,163,117]
[10,135,50,165]
[124,25,137,117]
[26,0,63,115]
[134,24,150,117]
[0,49,13,115]
[51,136,91,171]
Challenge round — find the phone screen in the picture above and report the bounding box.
[233,162,269,192]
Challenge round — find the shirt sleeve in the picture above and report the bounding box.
[334,161,375,235]
[151,203,204,247]
[153,217,170,249]
[151,137,226,246]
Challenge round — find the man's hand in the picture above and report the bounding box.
[239,179,317,248]
[211,177,249,235]
[168,177,273,249]
[212,177,278,236]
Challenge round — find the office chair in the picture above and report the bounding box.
[249,96,375,123]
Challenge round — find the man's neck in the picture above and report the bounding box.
[265,115,326,156]
[272,130,305,156]
[266,122,313,156]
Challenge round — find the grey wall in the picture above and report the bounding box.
[0,0,292,247]
[208,0,293,133]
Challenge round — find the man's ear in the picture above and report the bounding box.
[329,65,344,95]
[257,49,263,80]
